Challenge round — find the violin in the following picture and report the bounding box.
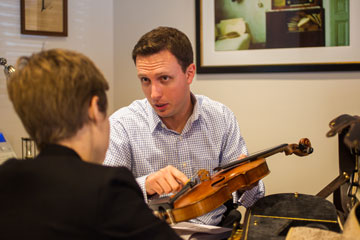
[149,138,313,224]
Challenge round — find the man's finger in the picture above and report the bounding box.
[237,154,247,160]
[151,181,165,195]
[168,167,188,185]
[155,176,174,194]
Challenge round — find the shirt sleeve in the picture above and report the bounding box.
[219,106,248,164]
[237,180,265,208]
[136,174,150,203]
[104,117,150,201]
[220,106,265,207]
[104,118,132,169]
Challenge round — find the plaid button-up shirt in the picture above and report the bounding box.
[105,94,264,225]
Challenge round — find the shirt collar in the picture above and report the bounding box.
[146,100,162,133]
[190,93,200,122]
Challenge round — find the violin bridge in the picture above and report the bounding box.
[198,169,210,182]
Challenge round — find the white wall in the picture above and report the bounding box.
[113,1,360,197]
[0,0,114,156]
[113,0,196,108]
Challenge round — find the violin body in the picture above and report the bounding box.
[149,138,313,224]
[150,158,270,223]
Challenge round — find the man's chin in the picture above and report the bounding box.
[156,110,171,119]
[157,112,169,118]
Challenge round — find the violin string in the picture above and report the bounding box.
[187,171,199,184]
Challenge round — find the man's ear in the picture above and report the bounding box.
[185,63,196,84]
[88,96,101,123]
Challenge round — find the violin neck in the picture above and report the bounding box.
[215,143,288,171]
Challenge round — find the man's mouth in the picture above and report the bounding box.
[154,103,168,111]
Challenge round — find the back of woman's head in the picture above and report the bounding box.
[7,49,109,150]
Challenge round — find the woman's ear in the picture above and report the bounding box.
[88,96,101,123]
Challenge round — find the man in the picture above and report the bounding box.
[105,27,264,226]
[0,49,181,240]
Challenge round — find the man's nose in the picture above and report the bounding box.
[151,83,162,101]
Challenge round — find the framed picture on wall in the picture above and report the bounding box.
[195,0,360,73]
[21,0,68,36]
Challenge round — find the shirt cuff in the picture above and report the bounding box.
[136,174,150,203]
[238,180,265,208]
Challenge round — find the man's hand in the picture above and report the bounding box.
[237,154,247,160]
[145,165,189,196]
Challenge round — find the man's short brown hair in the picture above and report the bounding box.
[132,26,193,73]
[7,49,109,150]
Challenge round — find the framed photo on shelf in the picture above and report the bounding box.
[21,0,68,36]
[195,0,360,73]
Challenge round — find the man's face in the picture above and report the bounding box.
[136,50,195,121]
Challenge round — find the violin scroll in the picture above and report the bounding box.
[285,138,313,156]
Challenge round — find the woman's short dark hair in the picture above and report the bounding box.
[7,49,109,150]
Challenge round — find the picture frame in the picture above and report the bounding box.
[21,0,68,37]
[195,0,360,73]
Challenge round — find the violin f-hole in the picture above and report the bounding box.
[211,176,226,187]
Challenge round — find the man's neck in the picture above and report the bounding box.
[161,95,195,134]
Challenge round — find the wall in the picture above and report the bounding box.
[113,0,197,108]
[0,0,114,156]
[114,0,360,197]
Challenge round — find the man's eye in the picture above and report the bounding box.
[161,76,169,81]
[141,77,149,83]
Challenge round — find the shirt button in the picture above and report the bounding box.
[183,163,187,167]
[179,136,182,140]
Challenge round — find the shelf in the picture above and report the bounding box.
[266,7,325,48]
